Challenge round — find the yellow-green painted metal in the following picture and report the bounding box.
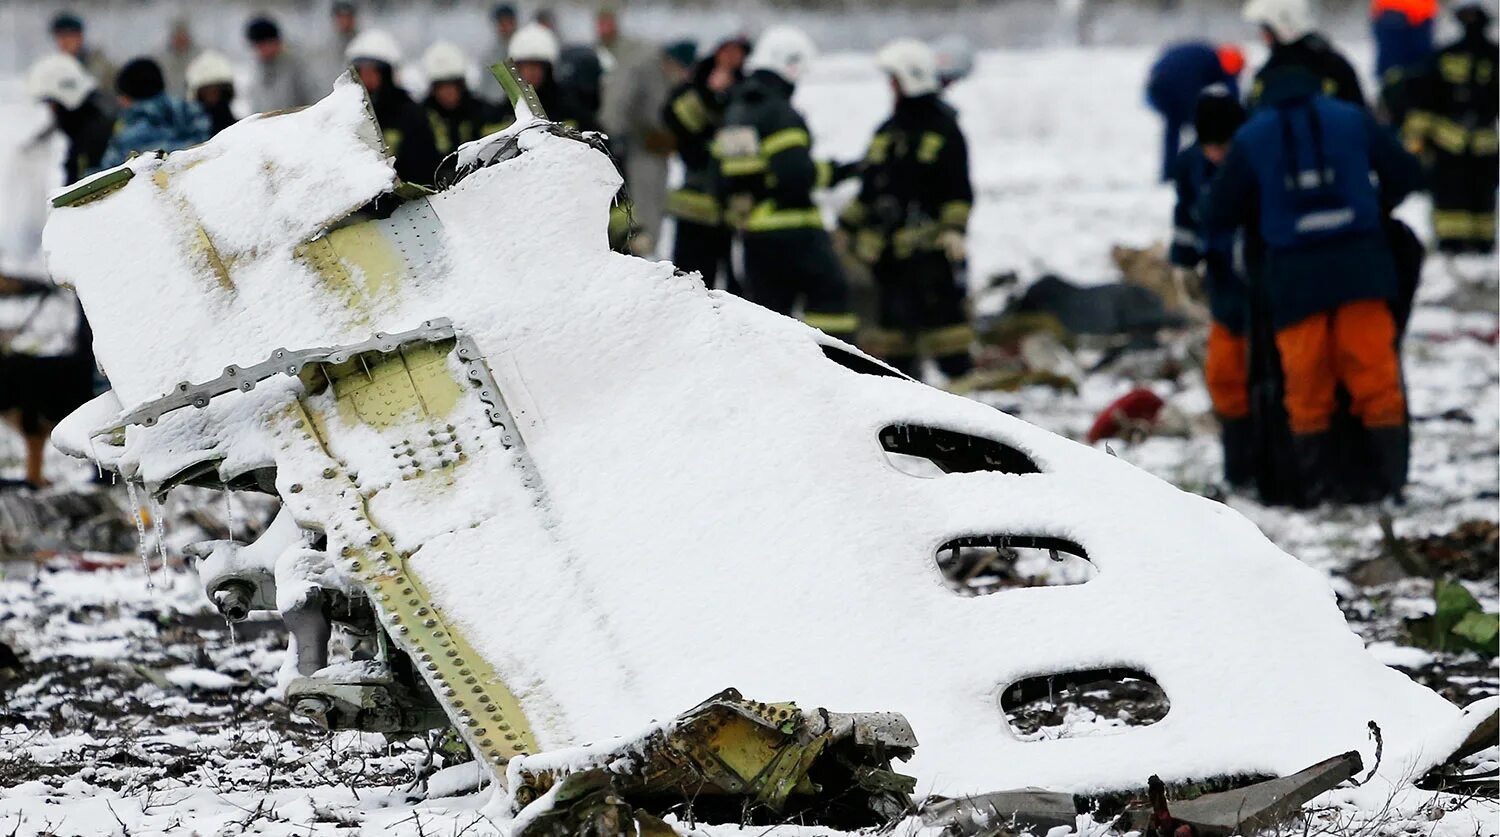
[282,350,540,779]
[491,61,548,121]
[51,167,134,208]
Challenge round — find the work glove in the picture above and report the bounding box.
[853,229,885,264]
[724,194,754,230]
[938,229,967,263]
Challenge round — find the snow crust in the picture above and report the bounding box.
[43,78,1466,801]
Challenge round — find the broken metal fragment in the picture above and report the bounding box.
[921,752,1362,837]
[510,689,917,828]
[287,660,449,734]
[1417,704,1499,798]
[919,788,1080,835]
[1137,753,1362,837]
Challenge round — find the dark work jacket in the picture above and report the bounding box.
[841,93,973,262]
[1249,34,1366,110]
[1403,27,1499,157]
[423,89,514,158]
[717,69,824,234]
[1171,143,1246,331]
[535,72,601,133]
[1205,74,1423,328]
[370,82,442,186]
[55,96,114,184]
[661,59,736,225]
[199,86,239,137]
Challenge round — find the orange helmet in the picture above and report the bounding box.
[1216,43,1246,77]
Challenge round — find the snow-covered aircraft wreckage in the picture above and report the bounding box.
[42,71,1494,834]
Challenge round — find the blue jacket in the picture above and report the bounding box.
[1170,144,1246,331]
[1147,42,1239,179]
[98,94,212,172]
[1373,10,1434,79]
[1203,72,1423,328]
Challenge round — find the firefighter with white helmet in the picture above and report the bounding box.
[1243,0,1365,107]
[346,30,441,185]
[507,22,596,130]
[838,38,974,379]
[27,53,112,182]
[715,26,857,341]
[185,50,238,136]
[421,41,513,158]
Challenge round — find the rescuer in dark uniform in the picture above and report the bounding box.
[1243,0,1366,108]
[421,41,513,159]
[662,37,749,294]
[840,38,974,379]
[1169,88,1251,488]
[26,53,112,183]
[346,30,442,186]
[716,27,856,341]
[1403,3,1499,254]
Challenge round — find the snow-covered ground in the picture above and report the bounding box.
[0,42,1496,837]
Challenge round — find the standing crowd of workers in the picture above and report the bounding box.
[1151,0,1496,507]
[6,2,1496,511]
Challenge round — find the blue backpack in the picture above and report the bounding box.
[1248,95,1382,250]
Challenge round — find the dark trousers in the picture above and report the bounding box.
[742,228,856,339]
[871,251,973,378]
[1431,148,1499,254]
[673,219,739,295]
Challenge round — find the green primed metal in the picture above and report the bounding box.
[52,167,134,208]
[490,62,548,121]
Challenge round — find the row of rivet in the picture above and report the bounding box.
[280,398,538,780]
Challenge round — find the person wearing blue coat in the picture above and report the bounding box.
[1170,87,1251,488]
[98,58,211,171]
[1371,0,1436,125]
[1202,67,1423,505]
[1146,41,1244,180]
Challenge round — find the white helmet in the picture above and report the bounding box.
[185,50,235,92]
[507,23,561,65]
[346,29,402,66]
[423,41,469,83]
[26,53,96,111]
[1243,0,1314,43]
[746,26,817,84]
[931,34,975,87]
[876,38,940,97]
[508,23,560,64]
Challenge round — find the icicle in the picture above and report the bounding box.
[87,438,102,480]
[227,617,237,645]
[152,495,169,569]
[125,480,154,589]
[224,492,236,541]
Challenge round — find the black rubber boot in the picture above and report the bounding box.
[1369,424,1410,504]
[1291,431,1334,508]
[1220,416,1254,489]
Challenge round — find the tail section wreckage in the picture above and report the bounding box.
[43,74,1493,821]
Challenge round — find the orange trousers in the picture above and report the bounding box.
[1274,299,1406,435]
[1205,322,1250,419]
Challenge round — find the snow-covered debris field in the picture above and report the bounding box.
[0,45,1496,837]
